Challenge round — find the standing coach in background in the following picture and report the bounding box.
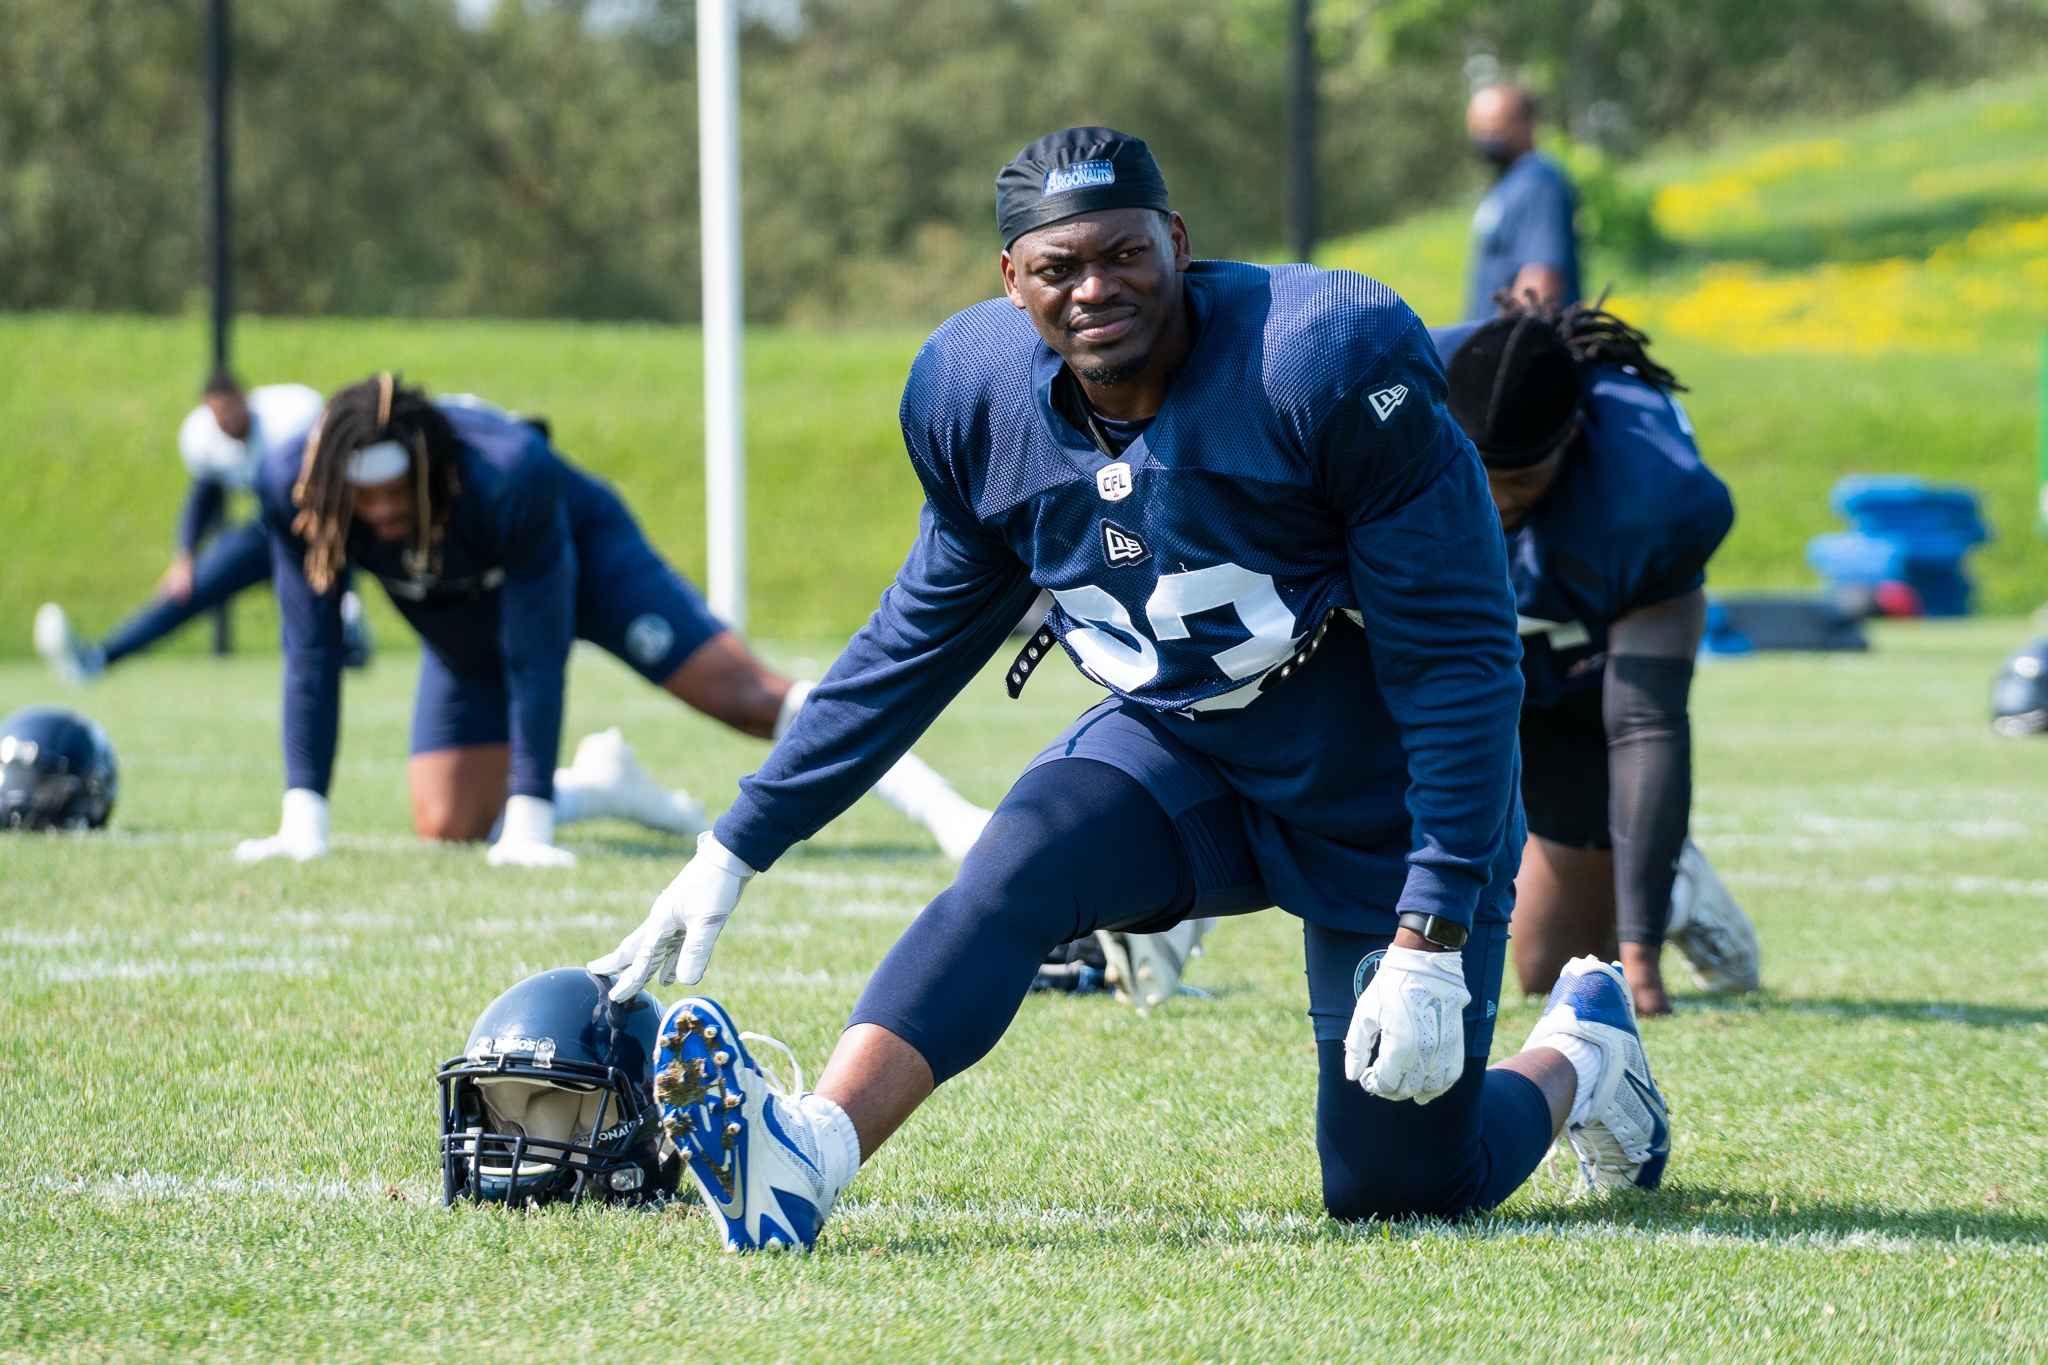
[1465,85,1581,320]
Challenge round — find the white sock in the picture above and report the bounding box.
[773,679,815,742]
[794,1091,862,1203]
[552,777,588,824]
[870,752,952,824]
[1544,1032,1606,1128]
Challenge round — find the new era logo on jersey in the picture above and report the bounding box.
[1366,384,1410,424]
[1096,461,1133,502]
[1101,520,1150,567]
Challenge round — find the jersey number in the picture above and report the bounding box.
[1052,563,1298,692]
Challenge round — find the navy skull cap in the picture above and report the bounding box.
[997,127,1171,248]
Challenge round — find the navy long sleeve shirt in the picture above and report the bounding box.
[258,404,576,799]
[716,262,1525,932]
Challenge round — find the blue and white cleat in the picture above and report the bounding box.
[1523,956,1671,1191]
[651,997,858,1251]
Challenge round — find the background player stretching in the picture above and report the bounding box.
[1432,308,1760,1015]
[237,378,989,867]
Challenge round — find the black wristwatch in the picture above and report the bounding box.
[1397,912,1469,951]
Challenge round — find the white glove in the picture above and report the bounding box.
[587,831,754,1003]
[1344,945,1472,1105]
[487,794,576,868]
[234,789,330,863]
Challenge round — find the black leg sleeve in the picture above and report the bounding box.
[1604,653,1695,946]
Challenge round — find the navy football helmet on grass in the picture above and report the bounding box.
[439,968,682,1207]
[1993,636,2048,737]
[0,706,117,830]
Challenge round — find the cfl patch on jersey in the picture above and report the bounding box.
[1096,462,1133,502]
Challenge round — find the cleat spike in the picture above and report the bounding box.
[654,1060,709,1109]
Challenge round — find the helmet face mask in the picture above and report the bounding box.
[440,969,681,1208]
[0,707,117,831]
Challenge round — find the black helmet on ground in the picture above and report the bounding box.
[0,706,118,830]
[439,968,682,1207]
[1992,636,2048,737]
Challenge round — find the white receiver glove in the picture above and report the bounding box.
[586,831,755,1002]
[234,788,330,863]
[1344,945,1472,1105]
[487,794,576,868]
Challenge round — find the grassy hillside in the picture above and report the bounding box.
[9,70,2048,658]
[0,315,930,657]
[1324,70,2048,613]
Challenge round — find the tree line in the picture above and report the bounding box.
[3,0,2040,326]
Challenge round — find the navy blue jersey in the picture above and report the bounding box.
[1466,152,1581,322]
[1431,324,1735,709]
[259,402,584,800]
[714,262,1526,932]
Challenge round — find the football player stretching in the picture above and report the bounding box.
[592,128,1671,1250]
[1432,307,1761,1014]
[34,370,376,681]
[235,380,989,867]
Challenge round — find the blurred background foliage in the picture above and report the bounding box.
[6,0,2047,326]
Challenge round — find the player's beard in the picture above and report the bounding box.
[1074,354,1150,386]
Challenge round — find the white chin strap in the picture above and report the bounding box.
[346,439,410,485]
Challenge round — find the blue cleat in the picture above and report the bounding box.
[1523,956,1671,1191]
[651,997,857,1251]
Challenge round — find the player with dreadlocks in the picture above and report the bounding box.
[234,373,992,867]
[1431,298,1760,1015]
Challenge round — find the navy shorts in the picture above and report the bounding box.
[1022,700,1273,922]
[408,473,727,756]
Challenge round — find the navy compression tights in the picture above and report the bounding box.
[99,521,274,665]
[848,758,1556,1220]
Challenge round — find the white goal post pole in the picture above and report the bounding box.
[699,0,746,631]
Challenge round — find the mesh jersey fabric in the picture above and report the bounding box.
[1430,323,1733,711]
[716,260,1526,932]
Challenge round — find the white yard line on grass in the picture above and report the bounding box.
[827,1199,2047,1253]
[26,1181,2039,1253]
[37,1173,436,1203]
[32,955,334,983]
[1721,869,2048,898]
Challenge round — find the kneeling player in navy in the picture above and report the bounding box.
[33,370,375,682]
[1432,308,1760,1015]
[236,376,990,866]
[591,130,1672,1250]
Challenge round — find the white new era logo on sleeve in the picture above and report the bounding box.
[1367,384,1410,422]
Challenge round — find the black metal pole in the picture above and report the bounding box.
[1287,0,1316,264]
[207,0,233,654]
[206,0,231,374]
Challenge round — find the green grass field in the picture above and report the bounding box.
[2,623,2044,1362]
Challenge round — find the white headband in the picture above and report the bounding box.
[345,440,411,485]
